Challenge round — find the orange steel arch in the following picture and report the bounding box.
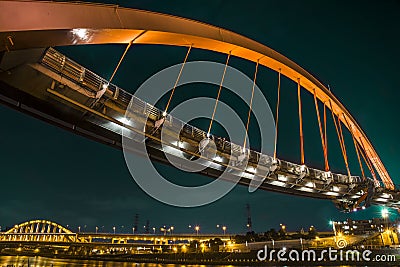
[0,0,393,189]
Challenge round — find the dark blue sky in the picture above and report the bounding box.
[1,0,399,234]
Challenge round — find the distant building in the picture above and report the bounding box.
[334,218,388,235]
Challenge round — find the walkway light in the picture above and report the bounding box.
[119,117,129,124]
[300,164,306,172]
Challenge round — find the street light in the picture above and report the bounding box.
[195,226,200,236]
[222,226,227,235]
[95,226,98,234]
[132,227,135,235]
[329,220,337,236]
[382,208,389,231]
[113,226,116,234]
[152,227,156,234]
[78,226,81,233]
[170,226,174,235]
[161,227,166,236]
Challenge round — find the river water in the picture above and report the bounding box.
[0,256,230,267]
[0,256,362,267]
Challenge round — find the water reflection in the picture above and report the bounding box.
[0,256,353,267]
[0,256,212,267]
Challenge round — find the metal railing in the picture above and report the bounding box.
[40,47,377,200]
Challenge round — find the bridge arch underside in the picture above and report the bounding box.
[0,1,393,191]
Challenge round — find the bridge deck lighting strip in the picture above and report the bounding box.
[62,89,348,195]
[45,87,362,200]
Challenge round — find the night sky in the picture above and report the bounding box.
[1,0,400,234]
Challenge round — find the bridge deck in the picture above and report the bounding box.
[0,48,399,211]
